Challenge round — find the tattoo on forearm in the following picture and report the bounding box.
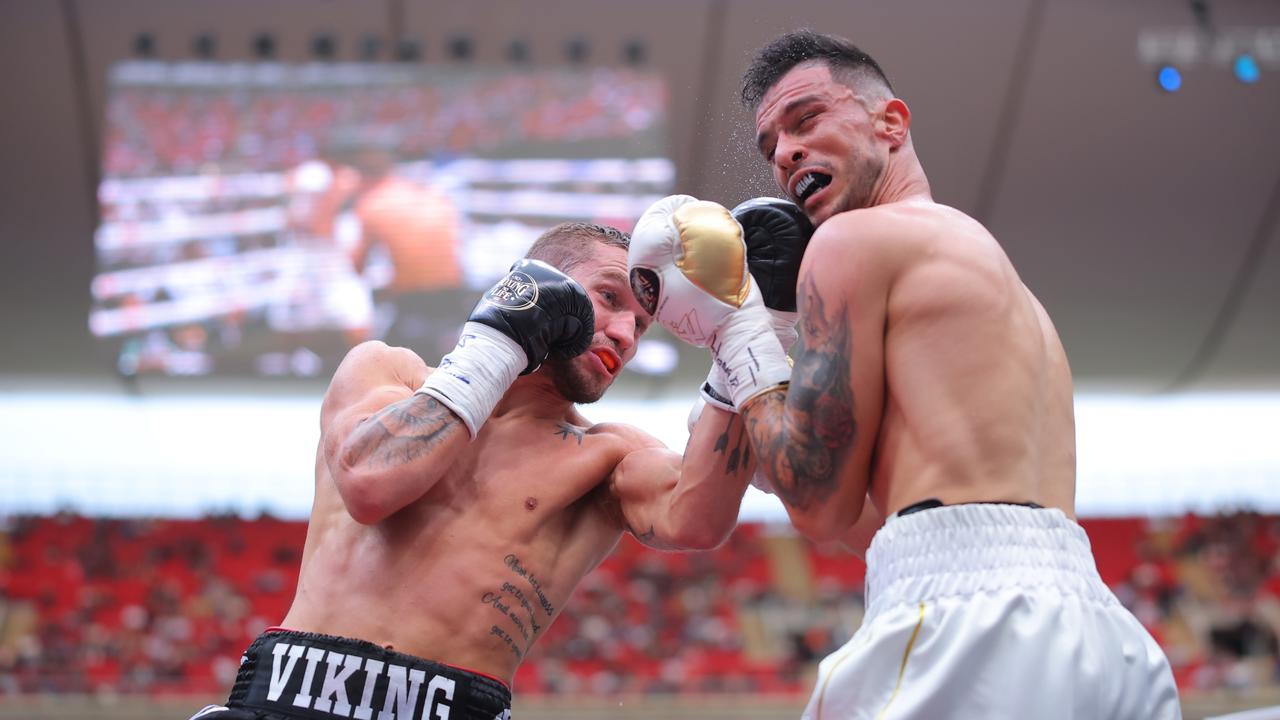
[713,415,752,475]
[554,422,584,445]
[344,393,461,469]
[743,275,856,510]
[628,522,678,551]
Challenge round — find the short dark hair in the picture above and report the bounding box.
[525,222,630,273]
[740,29,894,111]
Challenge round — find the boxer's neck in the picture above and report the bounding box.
[491,374,575,422]
[868,140,931,207]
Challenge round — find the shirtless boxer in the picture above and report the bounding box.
[628,29,1181,720]
[190,222,761,720]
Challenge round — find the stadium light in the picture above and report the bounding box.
[194,33,216,60]
[566,37,589,65]
[133,32,156,59]
[311,33,337,61]
[1233,53,1260,84]
[252,33,276,60]
[507,39,530,65]
[624,39,647,67]
[449,35,474,62]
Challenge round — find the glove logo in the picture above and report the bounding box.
[483,271,539,311]
[629,267,661,316]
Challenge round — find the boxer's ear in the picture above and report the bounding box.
[879,98,911,149]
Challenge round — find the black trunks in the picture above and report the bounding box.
[191,629,511,720]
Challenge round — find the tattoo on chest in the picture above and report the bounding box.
[744,275,856,510]
[347,393,460,469]
[554,422,584,445]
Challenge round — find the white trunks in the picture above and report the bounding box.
[802,503,1181,720]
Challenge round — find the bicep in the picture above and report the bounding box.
[802,242,888,487]
[767,231,888,533]
[320,342,429,460]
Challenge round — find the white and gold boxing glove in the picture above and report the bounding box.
[628,195,791,409]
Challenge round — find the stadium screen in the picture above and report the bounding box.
[90,61,675,377]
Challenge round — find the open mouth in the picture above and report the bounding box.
[591,349,620,374]
[793,172,832,205]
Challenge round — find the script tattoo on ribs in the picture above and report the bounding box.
[743,275,856,510]
[345,393,461,469]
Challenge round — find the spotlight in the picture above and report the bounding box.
[507,39,529,65]
[565,37,589,65]
[193,32,216,60]
[133,32,156,59]
[448,35,473,62]
[1233,54,1259,84]
[623,39,646,67]
[395,38,421,62]
[311,33,337,60]
[253,33,276,60]
[1156,64,1182,93]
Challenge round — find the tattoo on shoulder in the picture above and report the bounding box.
[554,422,585,445]
[744,275,856,510]
[345,393,461,470]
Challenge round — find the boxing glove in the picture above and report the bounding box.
[468,258,595,375]
[418,259,594,437]
[733,197,813,353]
[629,195,790,409]
[732,197,813,314]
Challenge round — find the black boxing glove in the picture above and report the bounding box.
[417,259,593,437]
[732,197,814,353]
[468,258,594,375]
[732,197,814,313]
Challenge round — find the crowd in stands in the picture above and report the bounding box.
[1,511,1277,697]
[104,68,666,178]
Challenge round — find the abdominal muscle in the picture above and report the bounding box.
[281,433,622,683]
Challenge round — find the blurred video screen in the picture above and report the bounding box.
[90,61,674,377]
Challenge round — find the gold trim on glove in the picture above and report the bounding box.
[672,201,750,307]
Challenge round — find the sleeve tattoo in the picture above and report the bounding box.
[343,393,462,469]
[743,275,856,510]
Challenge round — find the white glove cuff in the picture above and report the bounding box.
[416,322,526,438]
[710,289,792,408]
[768,309,800,354]
[700,363,736,413]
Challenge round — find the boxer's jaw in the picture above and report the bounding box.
[544,350,613,404]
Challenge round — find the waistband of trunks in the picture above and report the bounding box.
[227,629,511,720]
[864,503,1116,621]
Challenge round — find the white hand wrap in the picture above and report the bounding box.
[416,322,526,438]
[709,283,792,408]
